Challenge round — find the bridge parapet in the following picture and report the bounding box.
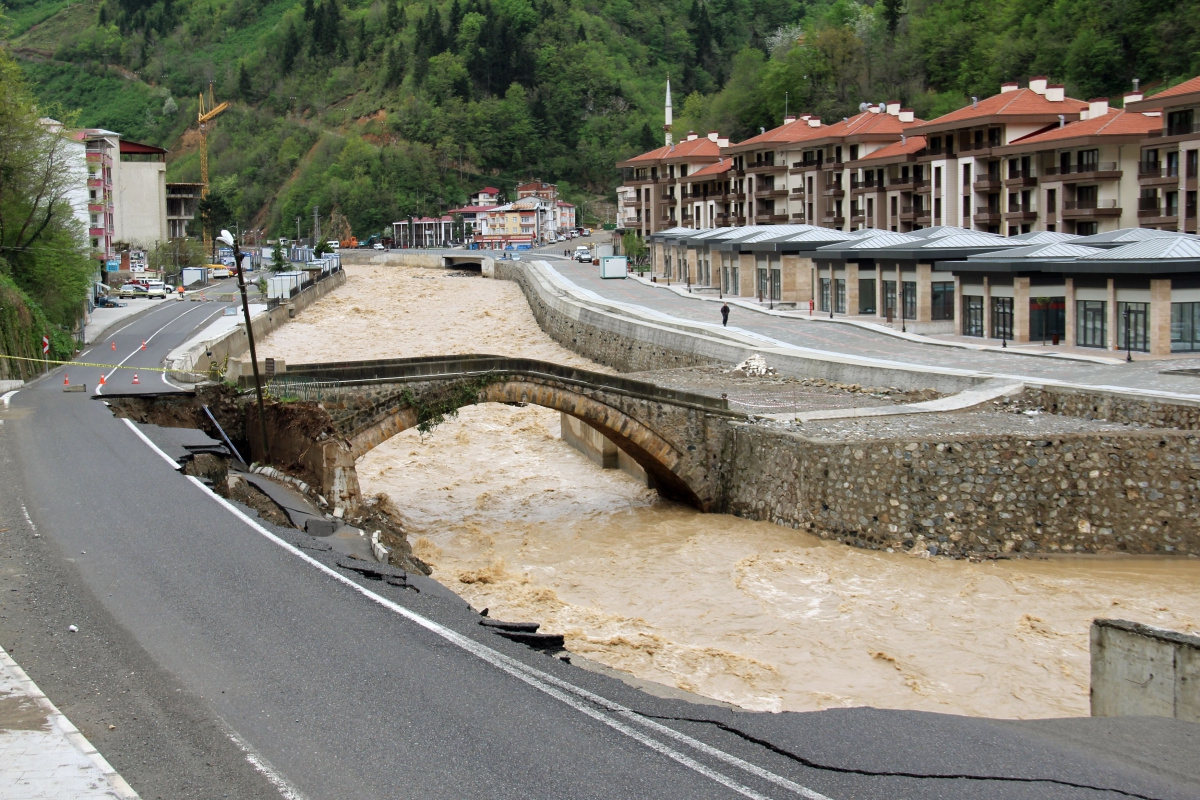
[243,355,743,509]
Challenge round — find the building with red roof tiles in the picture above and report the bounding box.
[676,157,734,229]
[992,99,1163,235]
[616,131,726,236]
[1125,78,1200,234]
[846,134,928,232]
[910,78,1089,233]
[470,187,501,205]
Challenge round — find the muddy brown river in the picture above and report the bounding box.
[263,263,1200,719]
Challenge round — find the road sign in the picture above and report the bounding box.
[42,336,49,355]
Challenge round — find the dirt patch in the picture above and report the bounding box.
[0,695,48,731]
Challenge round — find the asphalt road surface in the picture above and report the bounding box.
[0,299,1197,800]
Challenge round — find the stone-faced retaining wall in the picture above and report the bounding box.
[1033,386,1200,431]
[717,423,1200,556]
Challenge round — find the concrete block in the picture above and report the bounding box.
[1091,619,1200,722]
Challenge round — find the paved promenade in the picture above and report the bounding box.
[0,646,138,800]
[542,256,1200,400]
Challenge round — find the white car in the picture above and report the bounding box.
[373,242,385,250]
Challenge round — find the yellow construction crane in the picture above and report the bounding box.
[198,85,230,258]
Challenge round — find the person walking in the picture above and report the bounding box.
[720,302,730,327]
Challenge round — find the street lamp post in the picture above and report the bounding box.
[219,229,269,462]
[1124,307,1133,362]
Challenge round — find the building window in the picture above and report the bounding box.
[1030,296,1065,342]
[1172,302,1200,351]
[859,278,876,314]
[1166,191,1179,217]
[1047,188,1057,213]
[934,167,942,189]
[931,282,954,321]
[991,297,1013,339]
[1076,300,1107,348]
[903,281,916,320]
[964,296,984,336]
[962,163,971,186]
[883,280,896,318]
[732,265,739,293]
[834,279,846,313]
[1076,221,1098,236]
[934,197,942,222]
[1117,302,1150,352]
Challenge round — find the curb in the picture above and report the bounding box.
[0,645,140,799]
[624,273,1125,365]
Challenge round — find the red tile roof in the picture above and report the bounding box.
[618,136,722,166]
[723,118,827,152]
[726,110,921,154]
[1125,75,1200,111]
[447,205,498,214]
[1003,109,1160,148]
[856,135,927,163]
[687,158,733,178]
[916,88,1087,134]
[476,187,500,194]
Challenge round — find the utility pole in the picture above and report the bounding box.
[313,205,320,244]
[222,229,270,462]
[295,216,301,244]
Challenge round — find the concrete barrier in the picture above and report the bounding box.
[1091,619,1200,722]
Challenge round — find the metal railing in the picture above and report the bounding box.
[1047,162,1118,176]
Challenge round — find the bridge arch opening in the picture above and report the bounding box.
[346,379,705,508]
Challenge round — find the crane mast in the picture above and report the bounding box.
[198,86,230,260]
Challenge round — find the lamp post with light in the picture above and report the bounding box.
[218,228,269,461]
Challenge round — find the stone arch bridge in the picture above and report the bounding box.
[246,355,743,510]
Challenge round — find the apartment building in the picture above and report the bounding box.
[718,115,826,227]
[849,134,927,232]
[910,79,1091,234]
[1126,76,1200,234]
[616,132,725,237]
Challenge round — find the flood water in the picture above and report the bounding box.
[359,402,1200,719]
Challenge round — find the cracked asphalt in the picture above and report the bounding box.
[0,292,1196,799]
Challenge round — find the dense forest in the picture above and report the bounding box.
[5,0,1200,240]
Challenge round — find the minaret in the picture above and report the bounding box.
[663,78,673,146]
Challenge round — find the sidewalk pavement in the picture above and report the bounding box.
[0,646,138,800]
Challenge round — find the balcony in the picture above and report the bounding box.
[1003,203,1038,221]
[754,214,791,224]
[899,205,917,222]
[914,179,932,193]
[1166,121,1200,138]
[748,163,787,175]
[821,213,845,225]
[754,188,788,199]
[850,178,882,193]
[1138,162,1180,185]
[1045,162,1122,181]
[972,177,1003,192]
[973,209,1002,224]
[850,208,865,222]
[1062,199,1121,218]
[658,195,677,206]
[1003,171,1038,188]
[789,190,804,201]
[822,183,845,198]
[889,175,914,188]
[959,139,999,155]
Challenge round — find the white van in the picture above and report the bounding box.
[575,245,592,263]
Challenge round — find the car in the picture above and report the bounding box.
[208,265,232,279]
[115,283,150,299]
[373,242,385,250]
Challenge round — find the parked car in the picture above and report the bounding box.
[116,282,167,299]
[575,245,592,263]
[373,242,385,250]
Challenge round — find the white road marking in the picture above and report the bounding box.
[184,475,833,800]
[218,721,308,800]
[98,304,215,395]
[1,390,17,407]
[122,419,180,469]
[162,307,226,390]
[20,504,36,532]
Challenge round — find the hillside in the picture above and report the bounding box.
[5,0,1200,239]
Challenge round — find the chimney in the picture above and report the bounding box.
[718,137,729,148]
[808,118,821,127]
[868,104,881,114]
[1045,84,1065,102]
[899,109,914,123]
[1058,114,1065,128]
[886,101,901,115]
[687,131,698,141]
[1133,78,1140,92]
[1000,82,1019,93]
[971,96,978,108]
[707,130,719,142]
[1029,76,1048,95]
[1088,98,1109,117]
[1124,90,1143,104]
[784,115,797,124]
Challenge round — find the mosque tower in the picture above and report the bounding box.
[663,77,673,146]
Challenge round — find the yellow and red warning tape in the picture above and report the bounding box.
[0,354,172,373]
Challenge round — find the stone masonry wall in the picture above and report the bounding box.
[1034,386,1200,431]
[718,422,1200,556]
[494,261,719,373]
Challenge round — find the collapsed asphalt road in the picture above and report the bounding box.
[0,298,1196,799]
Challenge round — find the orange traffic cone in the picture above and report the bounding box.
[99,373,106,386]
[111,341,116,351]
[63,374,69,386]
[140,340,146,350]
[131,373,140,385]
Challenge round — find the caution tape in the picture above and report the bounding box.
[0,354,171,373]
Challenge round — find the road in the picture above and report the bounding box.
[1,297,1197,799]
[526,240,1200,399]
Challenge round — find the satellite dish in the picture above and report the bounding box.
[859,102,869,112]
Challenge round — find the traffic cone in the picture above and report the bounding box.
[99,373,106,386]
[131,373,140,385]
[111,341,116,351]
[140,340,146,350]
[63,374,69,386]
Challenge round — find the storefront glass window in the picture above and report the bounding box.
[1076,300,1107,348]
[1172,302,1200,352]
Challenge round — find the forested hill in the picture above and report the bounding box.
[4,0,1200,239]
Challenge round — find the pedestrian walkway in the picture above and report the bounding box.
[0,646,138,800]
[543,259,1200,400]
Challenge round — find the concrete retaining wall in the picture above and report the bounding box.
[172,270,346,379]
[560,413,649,485]
[1091,619,1200,722]
[716,423,1200,556]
